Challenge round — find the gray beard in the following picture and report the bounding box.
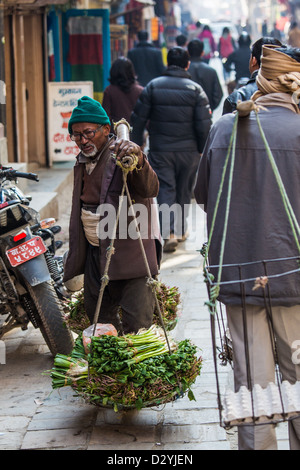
[81,143,98,158]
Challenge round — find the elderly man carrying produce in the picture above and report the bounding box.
[63,96,161,335]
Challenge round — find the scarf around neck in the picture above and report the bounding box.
[251,45,300,114]
[253,91,300,114]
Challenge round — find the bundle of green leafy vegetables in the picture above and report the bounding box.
[63,281,181,334]
[63,290,90,334]
[153,282,180,330]
[48,325,202,411]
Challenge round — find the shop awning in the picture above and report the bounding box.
[3,0,69,7]
[110,0,155,19]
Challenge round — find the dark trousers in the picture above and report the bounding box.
[84,244,155,334]
[149,150,200,238]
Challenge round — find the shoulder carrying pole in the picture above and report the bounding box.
[92,119,173,356]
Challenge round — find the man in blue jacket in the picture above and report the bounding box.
[131,47,212,252]
[127,30,165,86]
[222,36,282,114]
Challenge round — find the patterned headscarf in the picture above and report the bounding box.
[252,45,300,100]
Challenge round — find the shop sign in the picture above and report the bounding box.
[48,81,93,162]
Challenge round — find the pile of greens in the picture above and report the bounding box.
[153,282,180,330]
[63,290,90,334]
[47,325,202,411]
[63,281,181,333]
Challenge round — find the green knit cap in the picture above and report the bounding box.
[68,95,110,134]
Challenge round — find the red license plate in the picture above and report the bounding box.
[6,236,47,267]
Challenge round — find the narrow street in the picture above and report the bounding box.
[0,57,290,453]
[0,193,234,451]
[0,181,289,452]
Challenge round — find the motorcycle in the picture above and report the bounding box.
[0,166,74,356]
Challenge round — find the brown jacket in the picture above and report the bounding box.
[63,138,161,283]
[195,106,300,306]
[102,83,143,133]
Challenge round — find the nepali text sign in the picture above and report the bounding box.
[48,81,93,163]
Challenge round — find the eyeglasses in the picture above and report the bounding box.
[70,125,103,142]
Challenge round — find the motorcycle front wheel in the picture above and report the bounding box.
[25,280,74,356]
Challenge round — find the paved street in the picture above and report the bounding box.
[0,198,233,451]
[0,58,290,453]
[0,197,290,451]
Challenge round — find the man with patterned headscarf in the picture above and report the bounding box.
[252,44,300,111]
[194,45,300,450]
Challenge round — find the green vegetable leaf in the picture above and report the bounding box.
[188,389,196,401]
[136,397,144,410]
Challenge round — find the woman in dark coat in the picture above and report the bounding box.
[102,57,143,132]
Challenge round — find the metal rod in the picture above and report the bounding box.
[239,265,256,424]
[210,312,224,427]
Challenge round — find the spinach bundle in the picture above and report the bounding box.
[46,326,202,411]
[63,290,89,333]
[63,281,181,334]
[153,282,181,330]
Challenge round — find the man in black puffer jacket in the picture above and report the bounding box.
[131,47,212,253]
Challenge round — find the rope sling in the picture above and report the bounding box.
[202,101,300,428]
[90,119,182,394]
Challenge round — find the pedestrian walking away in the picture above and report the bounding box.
[288,21,300,47]
[175,33,187,49]
[270,22,282,41]
[262,19,268,36]
[188,38,223,113]
[218,27,236,83]
[131,47,212,253]
[270,21,282,42]
[187,20,202,41]
[127,30,165,86]
[222,36,282,114]
[195,44,300,450]
[102,57,143,135]
[63,95,161,334]
[224,31,252,93]
[197,25,216,63]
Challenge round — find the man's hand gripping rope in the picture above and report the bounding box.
[109,119,140,172]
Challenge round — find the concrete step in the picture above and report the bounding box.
[5,162,73,220]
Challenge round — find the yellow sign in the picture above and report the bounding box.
[151,17,159,42]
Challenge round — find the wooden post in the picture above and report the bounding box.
[0,1,6,129]
[12,13,28,163]
[24,13,45,166]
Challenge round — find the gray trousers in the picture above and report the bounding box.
[226,304,300,450]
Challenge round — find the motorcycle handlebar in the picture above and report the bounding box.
[0,168,39,181]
